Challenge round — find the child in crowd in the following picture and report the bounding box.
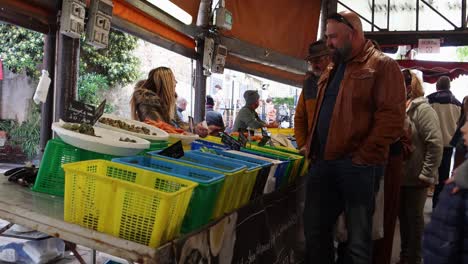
[422,98,468,264]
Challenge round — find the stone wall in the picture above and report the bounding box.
[0,69,36,123]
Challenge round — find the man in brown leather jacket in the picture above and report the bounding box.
[303,11,406,264]
[295,40,331,153]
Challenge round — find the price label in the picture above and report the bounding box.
[63,100,106,125]
[220,132,242,151]
[158,140,184,159]
[418,39,440,54]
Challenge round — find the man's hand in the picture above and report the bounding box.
[299,146,307,156]
[446,177,460,194]
[208,125,223,136]
[266,121,279,128]
[194,123,209,138]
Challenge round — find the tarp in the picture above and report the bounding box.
[398,60,468,83]
[174,0,321,60]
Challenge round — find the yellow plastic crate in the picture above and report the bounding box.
[269,128,294,136]
[248,145,305,183]
[62,160,197,247]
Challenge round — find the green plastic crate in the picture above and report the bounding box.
[32,138,117,196]
[33,138,169,196]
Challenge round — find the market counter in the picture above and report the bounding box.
[0,176,166,263]
[0,173,305,263]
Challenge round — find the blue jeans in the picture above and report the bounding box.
[303,158,383,264]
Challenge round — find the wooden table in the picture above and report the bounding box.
[0,176,165,263]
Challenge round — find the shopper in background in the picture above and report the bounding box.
[130,67,208,137]
[265,97,277,124]
[303,11,406,264]
[294,39,331,153]
[427,76,462,208]
[213,84,225,113]
[423,99,468,264]
[398,71,443,264]
[232,90,277,132]
[450,96,468,169]
[205,95,225,136]
[176,97,188,122]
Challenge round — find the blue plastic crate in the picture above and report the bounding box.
[240,148,290,190]
[147,151,247,218]
[190,150,263,207]
[191,140,229,151]
[214,150,272,200]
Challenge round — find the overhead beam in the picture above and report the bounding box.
[366,30,468,47]
[112,17,197,59]
[225,63,302,88]
[0,6,52,33]
[219,36,307,75]
[124,0,202,38]
[121,0,307,75]
[0,0,56,32]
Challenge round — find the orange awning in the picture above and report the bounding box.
[173,0,321,60]
[113,0,196,50]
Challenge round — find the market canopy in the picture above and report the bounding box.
[398,60,468,83]
[0,0,320,86]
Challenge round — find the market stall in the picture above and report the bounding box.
[1,109,305,263]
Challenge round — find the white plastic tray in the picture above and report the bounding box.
[168,132,199,145]
[52,122,150,156]
[95,114,169,141]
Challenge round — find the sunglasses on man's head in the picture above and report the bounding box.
[327,13,354,30]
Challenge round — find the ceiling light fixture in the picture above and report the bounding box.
[146,0,193,25]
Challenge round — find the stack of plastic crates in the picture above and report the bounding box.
[248,145,305,182]
[147,151,247,219]
[207,149,272,201]
[256,145,308,177]
[240,148,292,189]
[112,156,224,234]
[62,160,197,247]
[224,150,285,194]
[190,150,262,209]
[33,138,168,196]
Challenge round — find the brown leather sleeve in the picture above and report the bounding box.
[353,57,406,165]
[294,92,308,148]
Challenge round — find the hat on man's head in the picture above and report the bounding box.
[206,111,224,129]
[306,39,330,60]
[244,90,260,106]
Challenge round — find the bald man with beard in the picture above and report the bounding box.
[303,11,406,264]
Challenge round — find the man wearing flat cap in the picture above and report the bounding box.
[295,39,331,153]
[232,90,267,132]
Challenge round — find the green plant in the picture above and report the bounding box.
[456,46,468,62]
[272,97,295,108]
[80,29,140,86]
[78,73,109,105]
[0,104,41,160]
[0,24,44,79]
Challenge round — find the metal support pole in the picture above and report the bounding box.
[194,39,206,123]
[462,0,467,29]
[416,0,419,31]
[39,32,56,152]
[371,0,375,32]
[320,0,338,38]
[387,0,390,30]
[54,34,80,121]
